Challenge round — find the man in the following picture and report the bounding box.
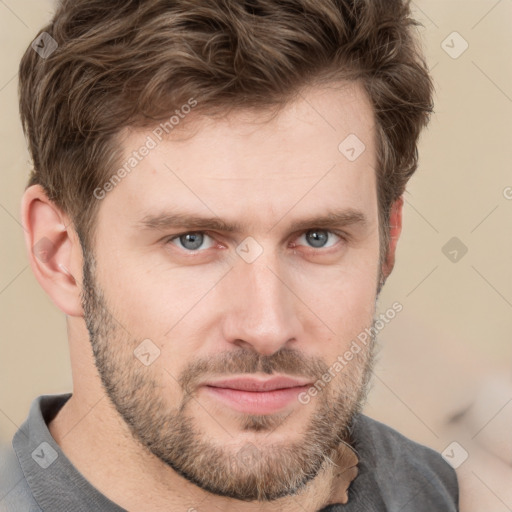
[1,0,459,510]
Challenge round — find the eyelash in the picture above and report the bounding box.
[164,229,348,254]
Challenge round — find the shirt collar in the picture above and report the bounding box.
[13,393,125,512]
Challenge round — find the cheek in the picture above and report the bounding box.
[92,252,164,341]
[98,255,226,349]
[295,251,379,343]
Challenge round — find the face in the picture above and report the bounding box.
[81,81,382,501]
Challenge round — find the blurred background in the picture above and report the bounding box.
[1,1,511,510]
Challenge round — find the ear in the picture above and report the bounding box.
[21,184,84,317]
[380,195,404,281]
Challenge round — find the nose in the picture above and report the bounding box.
[222,255,304,356]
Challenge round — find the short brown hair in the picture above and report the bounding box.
[19,0,434,266]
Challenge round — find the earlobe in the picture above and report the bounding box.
[381,195,404,280]
[21,184,84,317]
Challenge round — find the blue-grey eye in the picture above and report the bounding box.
[298,230,340,249]
[170,232,215,251]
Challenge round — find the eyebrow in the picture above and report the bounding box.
[136,208,368,234]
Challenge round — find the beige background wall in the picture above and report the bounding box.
[1,1,511,509]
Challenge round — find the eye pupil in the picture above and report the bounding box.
[180,232,204,250]
[306,230,328,248]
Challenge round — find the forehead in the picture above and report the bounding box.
[97,81,378,233]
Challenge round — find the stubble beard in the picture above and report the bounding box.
[80,250,378,502]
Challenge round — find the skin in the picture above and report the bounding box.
[21,81,403,512]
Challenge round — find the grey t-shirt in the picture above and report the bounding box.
[0,393,459,511]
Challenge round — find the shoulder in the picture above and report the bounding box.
[0,442,41,512]
[351,414,459,511]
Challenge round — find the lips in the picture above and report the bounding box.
[199,375,314,414]
[202,375,313,392]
